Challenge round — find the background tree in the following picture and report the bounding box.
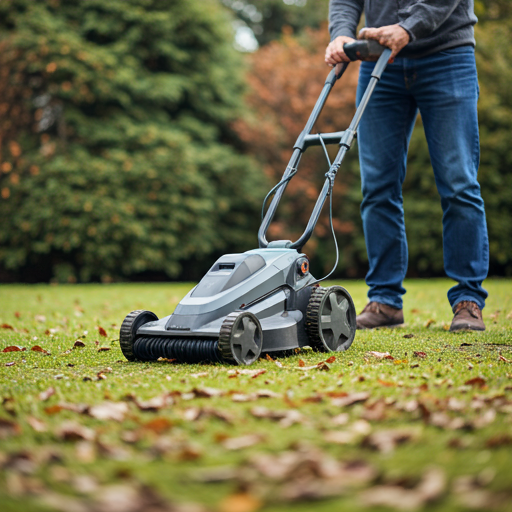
[0,0,267,282]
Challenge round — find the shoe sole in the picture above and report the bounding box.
[357,323,405,330]
[449,325,485,332]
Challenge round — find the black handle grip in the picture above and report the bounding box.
[344,40,388,61]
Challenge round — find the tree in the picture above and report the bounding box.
[0,0,267,282]
[222,0,330,47]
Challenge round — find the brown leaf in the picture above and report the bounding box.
[5,362,16,366]
[255,389,281,399]
[142,417,173,434]
[73,340,86,348]
[362,400,387,421]
[499,355,511,363]
[250,406,303,427]
[97,347,110,352]
[98,326,107,337]
[44,404,64,415]
[222,434,263,450]
[1,323,14,330]
[27,416,47,433]
[465,377,487,388]
[88,402,128,421]
[331,392,370,407]
[403,334,415,339]
[424,318,436,328]
[363,428,417,453]
[31,345,50,355]
[56,421,95,441]
[0,417,21,438]
[219,493,262,512]
[486,434,512,448]
[414,351,427,358]
[298,359,305,367]
[325,356,336,363]
[2,345,25,352]
[316,361,330,371]
[377,379,396,387]
[192,387,224,398]
[265,353,274,362]
[368,351,394,360]
[39,387,56,401]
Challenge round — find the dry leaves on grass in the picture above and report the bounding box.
[227,369,266,379]
[182,407,233,424]
[98,326,107,337]
[0,417,21,438]
[367,351,394,360]
[2,345,25,352]
[221,434,264,451]
[31,345,50,355]
[362,428,418,454]
[361,467,446,511]
[250,406,304,428]
[331,392,369,407]
[38,387,56,401]
[88,402,129,422]
[56,421,95,442]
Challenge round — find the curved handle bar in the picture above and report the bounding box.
[344,39,388,61]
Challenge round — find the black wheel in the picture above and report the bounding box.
[306,286,356,352]
[218,311,262,365]
[119,310,159,361]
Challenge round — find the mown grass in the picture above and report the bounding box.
[1,279,512,512]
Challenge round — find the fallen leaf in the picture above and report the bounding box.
[465,377,487,388]
[39,387,56,401]
[192,387,224,398]
[1,323,14,330]
[250,407,303,427]
[2,345,25,352]
[142,417,173,434]
[368,351,394,360]
[5,362,15,366]
[98,326,107,337]
[424,319,436,328]
[97,347,110,352]
[219,493,262,512]
[0,417,21,438]
[414,351,427,358]
[377,379,396,387]
[325,356,336,364]
[56,421,95,441]
[486,434,512,448]
[363,428,417,453]
[27,416,47,433]
[298,359,305,367]
[331,392,370,407]
[88,402,128,421]
[34,315,46,323]
[499,355,511,363]
[255,389,282,399]
[31,345,50,355]
[403,334,415,339]
[73,340,86,348]
[222,434,263,450]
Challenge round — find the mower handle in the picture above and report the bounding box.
[344,40,388,61]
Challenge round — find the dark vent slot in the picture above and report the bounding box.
[219,263,235,270]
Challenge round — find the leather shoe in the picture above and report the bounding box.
[450,301,485,332]
[356,301,404,329]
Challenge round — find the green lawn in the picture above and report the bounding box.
[1,279,511,512]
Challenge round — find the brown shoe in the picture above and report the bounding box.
[450,301,485,332]
[356,301,404,329]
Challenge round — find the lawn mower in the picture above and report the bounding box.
[120,40,391,365]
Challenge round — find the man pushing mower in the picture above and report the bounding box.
[325,0,489,332]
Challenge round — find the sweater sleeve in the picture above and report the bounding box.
[399,0,464,41]
[328,0,364,41]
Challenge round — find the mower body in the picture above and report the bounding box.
[137,248,315,353]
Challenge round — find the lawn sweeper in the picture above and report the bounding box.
[119,40,392,365]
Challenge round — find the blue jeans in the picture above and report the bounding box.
[356,46,489,311]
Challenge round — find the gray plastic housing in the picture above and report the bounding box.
[137,248,316,352]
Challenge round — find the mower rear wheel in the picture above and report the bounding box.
[120,310,159,361]
[218,311,262,365]
[306,286,356,352]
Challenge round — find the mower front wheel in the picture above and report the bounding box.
[120,310,159,361]
[218,311,262,365]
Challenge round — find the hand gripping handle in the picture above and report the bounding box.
[344,40,388,61]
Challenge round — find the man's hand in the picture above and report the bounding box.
[359,24,410,62]
[325,36,355,66]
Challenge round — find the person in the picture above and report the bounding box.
[325,0,489,332]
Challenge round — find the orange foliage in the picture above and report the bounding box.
[234,26,360,254]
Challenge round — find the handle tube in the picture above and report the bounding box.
[258,62,349,249]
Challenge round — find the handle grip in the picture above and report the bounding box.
[344,40,388,61]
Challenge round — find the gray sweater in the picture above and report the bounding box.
[329,0,477,58]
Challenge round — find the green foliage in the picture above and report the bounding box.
[0,0,267,282]
[222,0,330,46]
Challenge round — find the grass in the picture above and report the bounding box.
[1,278,512,512]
